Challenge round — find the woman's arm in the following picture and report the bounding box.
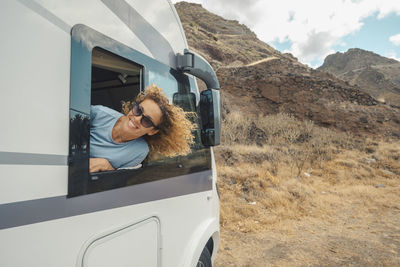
[89,158,115,173]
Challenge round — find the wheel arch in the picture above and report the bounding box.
[182,218,220,267]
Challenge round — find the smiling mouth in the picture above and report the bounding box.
[128,118,138,129]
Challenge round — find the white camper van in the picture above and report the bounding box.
[0,1,221,266]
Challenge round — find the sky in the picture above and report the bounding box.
[172,0,400,68]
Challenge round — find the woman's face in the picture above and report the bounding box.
[120,98,162,142]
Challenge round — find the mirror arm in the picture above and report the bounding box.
[176,49,220,90]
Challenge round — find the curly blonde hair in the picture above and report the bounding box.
[122,84,195,158]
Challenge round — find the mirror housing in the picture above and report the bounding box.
[200,89,221,146]
[177,49,221,147]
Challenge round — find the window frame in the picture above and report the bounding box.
[68,24,211,198]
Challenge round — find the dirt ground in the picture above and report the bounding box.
[213,112,400,266]
[214,182,400,266]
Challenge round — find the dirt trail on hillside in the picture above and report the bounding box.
[245,57,279,67]
[214,184,400,266]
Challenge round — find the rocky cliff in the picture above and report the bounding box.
[175,2,289,69]
[318,48,400,106]
[175,2,400,138]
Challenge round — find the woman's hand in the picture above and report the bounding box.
[89,158,115,173]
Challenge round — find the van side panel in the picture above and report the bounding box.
[0,1,70,205]
[0,0,220,266]
[0,0,70,155]
[0,165,67,204]
[0,191,214,267]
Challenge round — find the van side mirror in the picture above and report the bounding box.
[176,49,221,147]
[200,89,221,146]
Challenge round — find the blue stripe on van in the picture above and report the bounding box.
[0,152,67,165]
[0,170,212,230]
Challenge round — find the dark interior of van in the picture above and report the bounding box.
[91,47,142,112]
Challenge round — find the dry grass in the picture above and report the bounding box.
[215,111,400,234]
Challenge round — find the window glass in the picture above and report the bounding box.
[142,68,210,177]
[148,69,176,102]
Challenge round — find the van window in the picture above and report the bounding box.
[68,25,211,197]
[91,47,143,109]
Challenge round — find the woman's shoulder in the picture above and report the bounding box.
[117,138,149,168]
[129,137,149,153]
[91,105,123,119]
[125,137,149,159]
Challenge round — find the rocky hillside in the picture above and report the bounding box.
[318,48,400,106]
[175,2,291,69]
[175,2,400,138]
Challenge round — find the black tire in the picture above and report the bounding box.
[196,246,212,267]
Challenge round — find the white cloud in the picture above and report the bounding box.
[375,0,400,18]
[389,33,400,46]
[173,0,400,65]
[387,52,400,62]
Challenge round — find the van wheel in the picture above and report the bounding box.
[196,246,212,267]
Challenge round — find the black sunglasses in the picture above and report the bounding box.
[131,102,158,129]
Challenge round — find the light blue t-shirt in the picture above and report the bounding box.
[90,105,149,169]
